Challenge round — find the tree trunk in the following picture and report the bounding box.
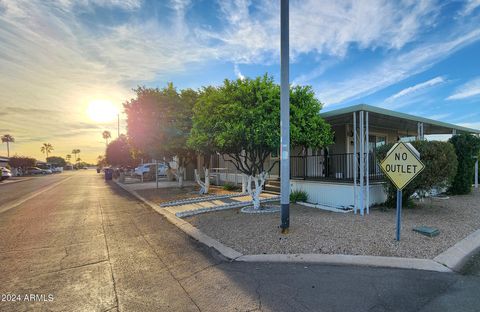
[242,174,247,193]
[247,172,267,210]
[176,166,185,188]
[194,168,210,194]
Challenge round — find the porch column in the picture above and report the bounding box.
[365,112,370,214]
[417,122,424,140]
[359,111,365,216]
[475,156,478,190]
[353,112,357,213]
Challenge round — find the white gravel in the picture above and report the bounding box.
[185,190,480,259]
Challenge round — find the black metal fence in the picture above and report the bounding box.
[290,153,384,181]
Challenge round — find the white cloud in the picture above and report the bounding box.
[446,77,480,100]
[460,0,480,16]
[233,64,245,80]
[385,76,445,101]
[316,28,480,105]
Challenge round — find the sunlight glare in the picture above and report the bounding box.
[87,99,118,123]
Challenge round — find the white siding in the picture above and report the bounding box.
[291,180,387,207]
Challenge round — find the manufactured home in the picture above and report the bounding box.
[207,104,480,214]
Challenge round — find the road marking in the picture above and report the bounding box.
[0,175,75,214]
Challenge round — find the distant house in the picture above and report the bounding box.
[211,104,480,214]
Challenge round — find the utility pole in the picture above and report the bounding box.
[117,114,120,138]
[280,0,290,232]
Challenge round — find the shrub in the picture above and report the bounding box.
[377,140,457,207]
[290,190,308,203]
[222,183,238,191]
[448,134,480,195]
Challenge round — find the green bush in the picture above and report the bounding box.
[290,190,308,203]
[448,134,480,195]
[222,183,238,191]
[377,140,457,207]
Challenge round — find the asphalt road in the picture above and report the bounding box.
[0,170,479,312]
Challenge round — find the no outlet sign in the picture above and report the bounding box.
[380,142,425,190]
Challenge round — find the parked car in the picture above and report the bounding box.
[51,167,63,173]
[26,167,52,175]
[1,167,12,181]
[134,163,168,177]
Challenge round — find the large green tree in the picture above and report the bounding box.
[448,133,480,195]
[124,84,197,187]
[105,135,134,167]
[46,156,66,167]
[189,75,333,209]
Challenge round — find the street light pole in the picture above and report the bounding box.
[280,0,290,232]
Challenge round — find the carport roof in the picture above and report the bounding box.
[321,104,480,135]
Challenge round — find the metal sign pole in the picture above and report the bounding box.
[156,160,159,189]
[280,0,290,232]
[396,189,402,241]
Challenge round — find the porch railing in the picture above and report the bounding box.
[290,153,384,182]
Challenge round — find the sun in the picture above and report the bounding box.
[87,99,119,123]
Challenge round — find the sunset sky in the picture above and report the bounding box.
[1,0,479,163]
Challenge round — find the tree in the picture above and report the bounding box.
[448,133,480,195]
[124,84,197,187]
[40,143,54,160]
[9,156,36,170]
[46,156,66,167]
[188,87,217,194]
[1,134,15,157]
[97,155,107,167]
[377,141,458,207]
[66,154,72,163]
[102,130,112,146]
[71,149,80,166]
[189,75,333,209]
[105,135,134,167]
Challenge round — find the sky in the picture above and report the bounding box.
[0,0,480,163]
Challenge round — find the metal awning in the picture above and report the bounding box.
[321,104,480,135]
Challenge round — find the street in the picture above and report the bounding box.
[0,170,479,312]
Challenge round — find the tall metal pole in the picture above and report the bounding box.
[353,113,357,214]
[280,0,290,232]
[366,112,370,214]
[117,114,120,138]
[475,157,478,190]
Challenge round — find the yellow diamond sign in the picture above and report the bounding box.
[380,142,425,190]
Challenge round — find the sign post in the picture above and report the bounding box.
[380,142,425,241]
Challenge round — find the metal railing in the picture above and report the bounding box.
[290,153,384,182]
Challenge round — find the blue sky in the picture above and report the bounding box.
[0,0,480,161]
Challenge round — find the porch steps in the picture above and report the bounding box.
[264,179,280,195]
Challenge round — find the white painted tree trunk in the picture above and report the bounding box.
[194,168,210,194]
[246,172,267,210]
[175,166,185,188]
[241,174,247,193]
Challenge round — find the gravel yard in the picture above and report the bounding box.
[185,190,480,259]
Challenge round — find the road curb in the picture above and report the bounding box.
[115,180,459,273]
[433,228,480,272]
[237,254,451,272]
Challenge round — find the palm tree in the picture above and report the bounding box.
[102,130,112,146]
[1,134,15,157]
[66,154,71,163]
[40,143,54,160]
[72,149,80,166]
